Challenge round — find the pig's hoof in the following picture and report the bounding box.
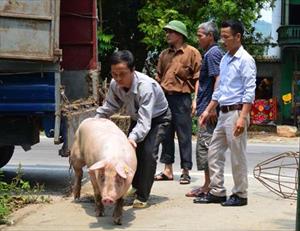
[73,192,80,200]
[113,217,122,225]
[95,209,104,217]
[73,197,81,202]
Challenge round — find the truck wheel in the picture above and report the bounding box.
[0,145,14,168]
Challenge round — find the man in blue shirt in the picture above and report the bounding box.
[194,20,256,206]
[186,21,223,198]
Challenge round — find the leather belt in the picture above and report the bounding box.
[220,104,243,113]
[164,90,189,96]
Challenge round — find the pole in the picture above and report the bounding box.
[296,117,300,230]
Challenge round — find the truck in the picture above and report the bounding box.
[0,0,100,167]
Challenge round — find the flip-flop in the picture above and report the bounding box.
[154,172,173,181]
[179,173,191,184]
[185,187,204,197]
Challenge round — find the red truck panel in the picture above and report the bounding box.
[60,0,98,70]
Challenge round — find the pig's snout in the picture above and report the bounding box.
[102,197,115,206]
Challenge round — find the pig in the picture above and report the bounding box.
[69,118,137,225]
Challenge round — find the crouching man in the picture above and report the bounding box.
[96,50,171,208]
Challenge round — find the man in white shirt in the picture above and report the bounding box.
[194,20,256,206]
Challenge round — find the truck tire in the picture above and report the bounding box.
[0,145,14,168]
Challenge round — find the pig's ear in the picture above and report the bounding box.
[115,162,134,179]
[88,160,106,172]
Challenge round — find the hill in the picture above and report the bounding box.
[254,20,272,38]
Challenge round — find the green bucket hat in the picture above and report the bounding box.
[163,20,188,38]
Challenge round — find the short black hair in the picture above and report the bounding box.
[221,20,244,38]
[110,50,135,71]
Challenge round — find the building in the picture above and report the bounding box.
[254,0,300,126]
[276,0,300,125]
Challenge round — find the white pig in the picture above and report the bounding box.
[70,118,137,225]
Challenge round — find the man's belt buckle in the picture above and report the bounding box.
[221,104,242,113]
[224,105,231,113]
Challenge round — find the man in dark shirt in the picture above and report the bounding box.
[195,20,256,206]
[186,21,223,198]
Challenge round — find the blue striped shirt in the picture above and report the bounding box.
[196,44,223,116]
[212,46,256,106]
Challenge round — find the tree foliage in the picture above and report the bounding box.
[98,0,147,80]
[97,0,274,80]
[138,0,274,56]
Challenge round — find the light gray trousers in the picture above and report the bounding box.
[208,110,249,198]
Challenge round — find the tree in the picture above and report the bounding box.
[97,0,147,80]
[138,0,274,56]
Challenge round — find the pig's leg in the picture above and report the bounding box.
[73,167,83,200]
[69,152,85,200]
[113,198,124,225]
[69,135,84,200]
[90,178,104,217]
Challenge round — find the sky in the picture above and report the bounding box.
[260,8,272,23]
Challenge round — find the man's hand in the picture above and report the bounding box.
[191,99,197,116]
[208,110,218,124]
[199,110,209,127]
[233,117,246,137]
[128,138,137,149]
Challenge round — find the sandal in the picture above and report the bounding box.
[185,187,204,197]
[132,199,149,208]
[154,172,173,181]
[179,173,191,184]
[124,187,137,198]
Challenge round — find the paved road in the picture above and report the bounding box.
[5,137,300,169]
[1,137,299,231]
[2,137,299,194]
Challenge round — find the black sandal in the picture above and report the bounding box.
[179,173,191,184]
[154,172,174,181]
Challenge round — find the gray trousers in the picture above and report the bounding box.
[196,120,216,171]
[208,110,249,198]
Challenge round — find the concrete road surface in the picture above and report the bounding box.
[1,136,299,231]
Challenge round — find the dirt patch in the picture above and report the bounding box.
[191,131,299,145]
[248,131,299,144]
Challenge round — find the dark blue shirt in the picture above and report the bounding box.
[196,44,223,116]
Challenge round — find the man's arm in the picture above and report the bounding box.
[191,50,202,115]
[128,88,155,143]
[155,54,163,83]
[190,50,201,88]
[207,75,220,123]
[192,80,199,116]
[96,82,123,118]
[233,103,252,137]
[233,56,256,136]
[199,99,219,126]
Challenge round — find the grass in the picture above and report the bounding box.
[192,116,198,135]
[0,164,50,224]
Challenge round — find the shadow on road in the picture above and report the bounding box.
[71,193,169,228]
[1,165,89,196]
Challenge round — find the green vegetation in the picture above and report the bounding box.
[0,165,50,224]
[98,0,274,75]
[192,116,198,135]
[98,32,115,58]
[138,0,274,56]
